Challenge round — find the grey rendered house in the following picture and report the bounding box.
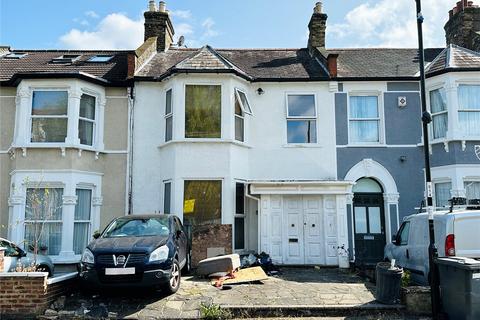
[0,50,132,265]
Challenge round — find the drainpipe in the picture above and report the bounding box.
[127,85,135,215]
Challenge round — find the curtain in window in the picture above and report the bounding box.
[31,91,68,143]
[79,94,95,146]
[25,188,63,255]
[74,189,92,255]
[430,88,448,139]
[435,182,451,208]
[349,96,379,143]
[465,181,480,201]
[458,85,480,136]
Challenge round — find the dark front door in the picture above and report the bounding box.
[353,193,386,266]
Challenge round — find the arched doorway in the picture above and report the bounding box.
[353,178,386,266]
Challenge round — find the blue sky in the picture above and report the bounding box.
[0,0,459,50]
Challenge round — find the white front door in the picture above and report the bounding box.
[283,196,324,265]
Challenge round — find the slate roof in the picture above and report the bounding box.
[425,44,480,75]
[0,50,132,86]
[135,47,330,81]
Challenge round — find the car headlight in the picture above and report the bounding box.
[149,245,169,262]
[81,248,94,264]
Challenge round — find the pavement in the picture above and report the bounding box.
[44,267,412,319]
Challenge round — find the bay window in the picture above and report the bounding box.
[430,88,448,139]
[183,180,222,227]
[31,91,68,143]
[79,94,96,146]
[234,94,245,142]
[286,94,317,143]
[24,188,63,255]
[165,89,173,142]
[434,182,451,208]
[73,189,92,255]
[458,85,480,136]
[185,85,221,138]
[349,96,380,143]
[164,181,172,214]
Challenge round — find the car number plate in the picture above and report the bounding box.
[105,267,135,275]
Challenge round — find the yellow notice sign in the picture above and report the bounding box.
[184,199,195,214]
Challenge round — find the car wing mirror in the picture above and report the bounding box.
[392,235,398,245]
[93,230,101,239]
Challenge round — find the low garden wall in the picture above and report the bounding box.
[0,272,78,318]
[191,224,232,267]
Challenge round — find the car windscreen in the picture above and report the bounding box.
[102,217,170,238]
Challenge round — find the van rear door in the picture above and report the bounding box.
[454,211,480,258]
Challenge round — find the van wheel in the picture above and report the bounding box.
[164,260,181,294]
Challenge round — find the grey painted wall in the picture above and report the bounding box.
[337,147,425,222]
[430,141,480,167]
[387,82,420,91]
[335,93,348,145]
[384,92,423,145]
[390,204,398,234]
[347,204,353,260]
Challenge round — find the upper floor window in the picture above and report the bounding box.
[465,181,480,201]
[31,91,68,143]
[79,94,96,146]
[165,89,173,142]
[185,85,221,138]
[286,94,317,144]
[458,85,480,136]
[430,88,448,139]
[234,94,245,142]
[349,96,380,144]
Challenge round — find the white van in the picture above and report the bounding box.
[384,208,480,285]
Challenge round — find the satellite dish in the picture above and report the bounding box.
[178,36,185,47]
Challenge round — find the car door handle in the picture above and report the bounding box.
[406,249,410,259]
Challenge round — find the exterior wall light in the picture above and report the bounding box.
[257,88,265,95]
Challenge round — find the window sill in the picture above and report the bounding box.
[282,144,324,148]
[158,139,252,149]
[12,144,103,153]
[420,137,480,146]
[343,144,387,148]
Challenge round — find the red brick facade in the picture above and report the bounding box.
[0,273,76,317]
[191,224,232,267]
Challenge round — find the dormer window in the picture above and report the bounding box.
[87,55,114,63]
[51,54,81,64]
[4,52,28,59]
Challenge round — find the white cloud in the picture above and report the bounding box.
[60,13,144,49]
[328,0,458,48]
[201,17,219,39]
[170,10,191,19]
[85,10,99,19]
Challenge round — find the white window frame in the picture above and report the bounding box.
[15,79,105,151]
[457,84,480,138]
[78,92,98,147]
[464,178,480,201]
[163,180,172,214]
[347,92,384,145]
[234,88,253,115]
[73,187,93,255]
[234,93,245,142]
[184,83,223,140]
[30,89,69,144]
[285,92,318,144]
[234,182,247,251]
[8,170,103,263]
[428,87,448,140]
[433,180,452,209]
[165,88,173,142]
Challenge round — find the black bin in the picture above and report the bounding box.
[436,257,480,320]
[375,262,403,304]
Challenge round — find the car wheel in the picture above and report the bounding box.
[36,265,51,277]
[182,250,192,274]
[164,259,181,294]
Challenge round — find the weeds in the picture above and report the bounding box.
[200,303,231,320]
[401,270,411,287]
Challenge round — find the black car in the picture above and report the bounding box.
[79,214,191,293]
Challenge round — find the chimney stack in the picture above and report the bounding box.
[308,2,328,52]
[144,1,175,52]
[444,0,480,51]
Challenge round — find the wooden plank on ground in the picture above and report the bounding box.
[222,266,268,285]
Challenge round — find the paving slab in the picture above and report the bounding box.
[48,267,408,319]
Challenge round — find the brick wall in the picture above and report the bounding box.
[0,273,76,317]
[191,224,232,267]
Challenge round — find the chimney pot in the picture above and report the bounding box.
[314,2,323,14]
[148,0,156,12]
[468,1,474,6]
[457,1,462,11]
[159,1,166,13]
[449,9,454,18]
